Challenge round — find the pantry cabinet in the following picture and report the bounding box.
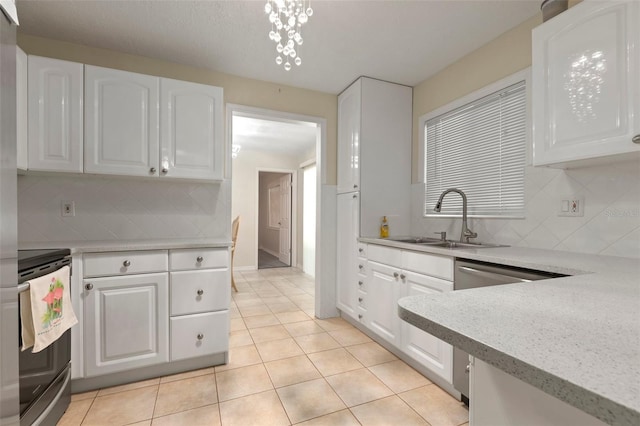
[532,0,640,167]
[336,192,360,320]
[337,80,361,194]
[27,56,83,172]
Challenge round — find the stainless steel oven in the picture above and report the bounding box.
[18,249,72,426]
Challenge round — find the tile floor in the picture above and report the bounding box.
[59,268,469,426]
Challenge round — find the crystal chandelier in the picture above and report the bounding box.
[264,0,313,71]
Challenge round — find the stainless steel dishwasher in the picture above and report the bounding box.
[453,259,564,404]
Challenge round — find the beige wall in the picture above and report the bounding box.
[17,33,338,184]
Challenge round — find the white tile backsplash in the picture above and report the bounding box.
[412,161,640,258]
[18,175,230,244]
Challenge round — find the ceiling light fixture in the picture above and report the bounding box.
[265,0,313,71]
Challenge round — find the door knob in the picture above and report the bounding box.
[197,289,204,296]
[123,260,131,267]
[85,283,93,290]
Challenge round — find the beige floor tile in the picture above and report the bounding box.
[284,320,325,337]
[249,324,291,343]
[294,332,341,354]
[154,374,217,417]
[82,386,157,425]
[264,354,322,388]
[315,317,353,332]
[160,367,216,384]
[307,348,363,376]
[57,399,93,426]
[295,409,360,426]
[128,421,152,426]
[234,297,266,307]
[229,317,247,331]
[229,307,241,319]
[328,328,373,346]
[326,368,393,407]
[215,344,263,372]
[219,390,290,426]
[70,390,97,402]
[350,395,429,426]
[275,310,311,324]
[261,296,292,305]
[368,360,431,393]
[216,363,274,402]
[255,337,304,362]
[97,378,160,396]
[399,384,469,426]
[268,302,300,313]
[229,329,254,347]
[345,342,398,367]
[239,304,272,317]
[276,378,346,424]
[151,403,220,426]
[244,313,281,329]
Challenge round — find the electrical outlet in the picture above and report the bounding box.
[558,197,584,217]
[61,201,75,217]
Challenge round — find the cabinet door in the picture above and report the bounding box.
[532,0,640,166]
[336,192,359,319]
[337,79,361,194]
[27,56,83,172]
[401,271,453,382]
[368,261,401,345]
[16,47,27,171]
[85,65,159,176]
[160,78,223,180]
[84,273,168,377]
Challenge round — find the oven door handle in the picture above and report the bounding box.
[17,282,30,293]
[31,366,71,426]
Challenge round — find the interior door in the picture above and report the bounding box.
[278,174,292,265]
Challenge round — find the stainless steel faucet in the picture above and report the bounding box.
[433,188,478,243]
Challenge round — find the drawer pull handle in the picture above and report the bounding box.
[358,314,363,319]
[358,248,363,253]
[358,281,363,286]
[358,297,363,302]
[358,264,363,269]
[197,256,204,263]
[400,274,406,280]
[393,272,399,278]
[85,283,93,291]
[123,260,131,267]
[197,333,204,340]
[197,289,204,296]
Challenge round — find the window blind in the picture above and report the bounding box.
[424,80,526,217]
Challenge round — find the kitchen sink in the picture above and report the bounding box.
[386,236,507,249]
[386,237,442,244]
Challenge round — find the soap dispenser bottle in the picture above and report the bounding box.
[380,216,389,238]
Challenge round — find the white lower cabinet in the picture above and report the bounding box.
[84,272,169,377]
[368,261,401,345]
[170,311,229,361]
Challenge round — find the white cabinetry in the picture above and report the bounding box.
[83,251,169,377]
[27,56,83,172]
[337,80,361,194]
[16,47,27,171]
[336,192,360,320]
[160,78,224,180]
[368,260,401,345]
[84,65,159,177]
[532,0,640,167]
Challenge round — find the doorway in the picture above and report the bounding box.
[258,171,292,269]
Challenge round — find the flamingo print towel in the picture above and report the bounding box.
[20,265,77,353]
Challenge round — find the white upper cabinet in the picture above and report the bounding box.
[337,80,361,194]
[532,0,640,167]
[160,78,224,180]
[84,65,160,176]
[16,47,27,171]
[27,56,83,172]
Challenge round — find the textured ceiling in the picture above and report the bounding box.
[15,0,541,94]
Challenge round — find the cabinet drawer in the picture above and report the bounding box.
[170,270,230,316]
[368,245,402,266]
[402,251,453,281]
[170,311,229,361]
[170,248,228,271]
[83,251,168,278]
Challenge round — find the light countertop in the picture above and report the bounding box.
[359,237,640,426]
[19,239,232,254]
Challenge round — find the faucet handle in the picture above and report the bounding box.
[434,231,447,241]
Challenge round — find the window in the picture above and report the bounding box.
[422,71,528,218]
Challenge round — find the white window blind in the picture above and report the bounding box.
[424,80,526,218]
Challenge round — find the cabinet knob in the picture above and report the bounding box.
[150,167,156,174]
[465,364,471,373]
[85,283,93,291]
[358,281,363,286]
[400,274,406,280]
[353,184,358,189]
[358,297,363,302]
[358,264,364,269]
[196,256,204,263]
[358,248,363,253]
[197,333,204,340]
[358,314,363,319]
[123,260,131,267]
[393,272,399,278]
[633,134,640,144]
[352,194,357,199]
[162,168,168,174]
[197,289,204,296]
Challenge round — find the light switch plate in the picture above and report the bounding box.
[62,201,75,217]
[558,197,584,217]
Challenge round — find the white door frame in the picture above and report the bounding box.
[226,104,335,318]
[257,168,297,268]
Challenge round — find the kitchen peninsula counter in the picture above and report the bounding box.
[359,238,639,425]
[19,238,232,253]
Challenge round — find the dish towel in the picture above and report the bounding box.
[20,265,77,353]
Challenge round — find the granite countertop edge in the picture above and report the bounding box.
[19,239,233,253]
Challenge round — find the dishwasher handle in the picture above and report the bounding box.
[457,265,533,284]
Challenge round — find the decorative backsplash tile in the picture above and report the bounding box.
[411,161,640,258]
[18,175,230,244]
